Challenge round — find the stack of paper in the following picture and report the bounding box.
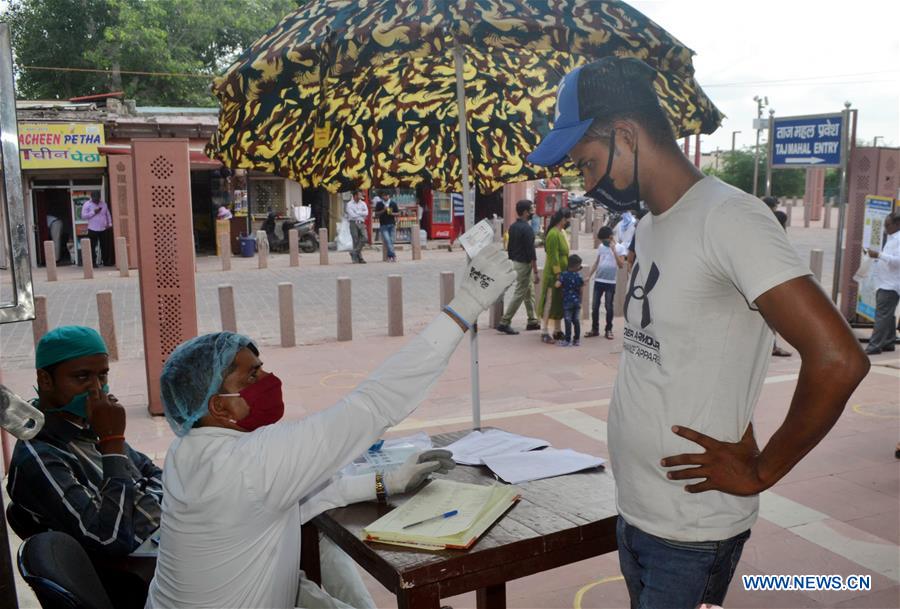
[482,448,605,484]
[444,429,550,465]
[363,479,520,551]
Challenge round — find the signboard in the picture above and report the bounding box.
[855,195,896,321]
[771,113,843,168]
[451,192,464,218]
[18,122,106,169]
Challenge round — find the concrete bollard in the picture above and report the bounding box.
[585,206,594,232]
[570,223,580,250]
[809,249,824,283]
[387,275,403,337]
[96,291,119,361]
[382,233,390,262]
[823,205,832,229]
[115,237,129,277]
[218,285,237,332]
[289,229,300,267]
[319,228,329,265]
[440,271,455,307]
[803,203,811,228]
[412,225,422,261]
[783,206,792,228]
[278,282,296,348]
[592,218,602,248]
[43,241,57,282]
[491,218,503,243]
[337,277,352,342]
[488,296,504,329]
[32,295,48,347]
[218,233,231,271]
[257,230,269,269]
[80,238,94,279]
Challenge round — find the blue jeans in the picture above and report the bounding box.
[617,517,750,609]
[563,302,580,342]
[592,281,615,333]
[380,225,396,259]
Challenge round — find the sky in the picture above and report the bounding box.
[630,0,900,153]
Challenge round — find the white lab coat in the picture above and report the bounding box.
[146,316,463,608]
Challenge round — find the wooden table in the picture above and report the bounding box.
[301,430,619,609]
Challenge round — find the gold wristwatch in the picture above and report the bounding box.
[375,472,387,504]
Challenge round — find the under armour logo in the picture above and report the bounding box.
[469,267,495,290]
[624,262,659,329]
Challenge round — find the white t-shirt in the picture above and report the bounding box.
[146,316,463,608]
[608,176,809,542]
[872,232,900,293]
[594,242,628,284]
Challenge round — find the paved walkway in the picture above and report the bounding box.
[5,207,897,608]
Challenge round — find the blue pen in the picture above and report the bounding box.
[402,509,459,530]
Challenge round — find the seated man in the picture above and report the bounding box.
[7,326,161,607]
[146,245,514,609]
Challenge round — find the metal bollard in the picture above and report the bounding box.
[43,241,57,282]
[289,229,300,267]
[80,238,94,279]
[809,249,824,283]
[387,275,403,337]
[218,285,237,332]
[115,237,129,277]
[412,225,422,261]
[32,295,48,347]
[337,277,352,342]
[257,230,269,269]
[440,271,455,307]
[96,291,119,361]
[219,233,231,271]
[278,282,296,347]
[319,228,329,265]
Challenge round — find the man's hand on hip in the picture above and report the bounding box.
[661,423,765,496]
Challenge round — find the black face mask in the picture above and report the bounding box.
[584,131,641,213]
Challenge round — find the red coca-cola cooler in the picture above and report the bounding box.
[534,189,568,217]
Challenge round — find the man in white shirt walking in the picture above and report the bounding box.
[145,245,514,609]
[864,211,900,354]
[345,189,369,263]
[585,225,626,339]
[528,56,869,609]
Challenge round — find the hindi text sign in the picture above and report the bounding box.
[771,114,843,168]
[18,122,106,169]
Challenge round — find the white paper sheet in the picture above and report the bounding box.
[457,218,495,258]
[482,448,605,484]
[444,429,550,465]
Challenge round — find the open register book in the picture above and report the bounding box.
[363,479,520,551]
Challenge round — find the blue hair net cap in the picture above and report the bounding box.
[160,332,255,436]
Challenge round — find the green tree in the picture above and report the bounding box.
[5,0,301,105]
[706,149,806,198]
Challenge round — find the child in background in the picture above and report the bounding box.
[585,226,627,339]
[555,254,585,346]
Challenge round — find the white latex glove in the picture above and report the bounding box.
[447,243,516,325]
[384,449,455,496]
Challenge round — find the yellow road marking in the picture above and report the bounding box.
[573,575,625,609]
[319,371,367,388]
[851,402,899,419]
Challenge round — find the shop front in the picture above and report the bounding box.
[18,121,109,267]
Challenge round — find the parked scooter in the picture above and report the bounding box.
[280,217,319,253]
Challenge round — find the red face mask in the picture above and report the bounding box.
[222,373,284,431]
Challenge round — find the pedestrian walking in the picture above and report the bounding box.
[528,55,868,609]
[497,200,541,334]
[537,208,572,344]
[81,191,113,266]
[555,254,584,346]
[345,190,368,264]
[585,226,626,339]
[864,211,899,354]
[373,191,399,262]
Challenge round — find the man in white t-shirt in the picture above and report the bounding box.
[585,225,626,339]
[528,57,869,609]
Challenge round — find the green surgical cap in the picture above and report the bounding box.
[160,332,255,436]
[35,326,108,370]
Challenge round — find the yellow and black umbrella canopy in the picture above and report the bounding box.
[208,0,723,193]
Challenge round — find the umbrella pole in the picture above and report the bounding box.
[453,41,481,429]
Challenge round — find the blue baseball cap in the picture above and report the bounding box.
[528,57,660,167]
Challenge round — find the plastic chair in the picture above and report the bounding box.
[17,531,114,609]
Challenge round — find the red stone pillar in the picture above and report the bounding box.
[109,155,139,269]
[132,139,198,415]
[804,167,825,222]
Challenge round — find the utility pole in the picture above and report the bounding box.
[731,130,741,153]
[752,95,768,196]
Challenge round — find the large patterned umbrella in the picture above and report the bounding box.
[207,0,723,194]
